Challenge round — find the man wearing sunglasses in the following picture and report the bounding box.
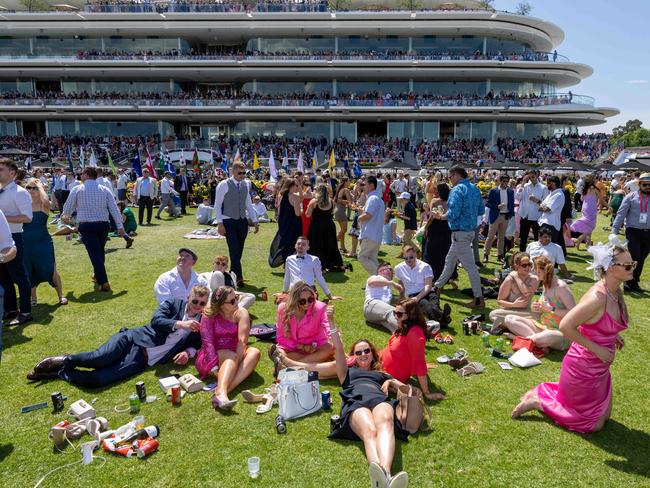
[612,172,650,292]
[26,285,210,386]
[213,161,259,288]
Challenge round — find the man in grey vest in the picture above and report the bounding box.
[213,161,259,287]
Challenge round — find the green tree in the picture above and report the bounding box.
[516,1,532,15]
[612,119,643,138]
[400,0,423,10]
[328,0,350,10]
[613,128,650,148]
[477,0,495,10]
[20,0,50,11]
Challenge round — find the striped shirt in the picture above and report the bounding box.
[62,179,123,229]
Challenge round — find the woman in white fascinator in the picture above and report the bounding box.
[511,236,634,432]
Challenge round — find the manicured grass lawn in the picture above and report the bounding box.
[0,211,648,487]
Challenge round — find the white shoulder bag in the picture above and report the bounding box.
[277,368,322,420]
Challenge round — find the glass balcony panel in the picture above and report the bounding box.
[472,121,492,140]
[0,121,18,136]
[0,37,29,57]
[253,37,335,53]
[337,81,409,96]
[485,38,532,55]
[413,81,487,97]
[338,36,409,53]
[232,121,330,139]
[0,80,33,95]
[46,120,173,137]
[246,81,333,95]
[455,122,471,139]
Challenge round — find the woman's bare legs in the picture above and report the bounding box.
[338,220,348,252]
[503,315,541,337]
[349,235,358,257]
[529,330,565,350]
[372,402,396,474]
[52,269,65,302]
[511,389,541,419]
[277,352,338,378]
[214,348,261,402]
[284,342,334,363]
[350,407,381,466]
[594,396,613,431]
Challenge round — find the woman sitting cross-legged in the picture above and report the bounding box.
[489,252,540,333]
[329,329,410,488]
[502,256,576,350]
[195,286,261,411]
[270,280,334,376]
[381,298,446,402]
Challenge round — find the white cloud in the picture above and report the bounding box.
[627,80,648,84]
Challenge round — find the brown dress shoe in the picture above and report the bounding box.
[27,369,60,381]
[99,283,112,292]
[33,355,68,373]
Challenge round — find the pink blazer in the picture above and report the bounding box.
[275,301,330,352]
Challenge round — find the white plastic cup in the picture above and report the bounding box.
[81,441,95,465]
[133,415,145,429]
[247,456,260,479]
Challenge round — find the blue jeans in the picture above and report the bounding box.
[60,329,147,387]
[78,222,110,285]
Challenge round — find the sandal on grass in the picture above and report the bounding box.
[457,362,486,379]
[59,297,68,305]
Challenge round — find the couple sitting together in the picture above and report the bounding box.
[27,284,260,412]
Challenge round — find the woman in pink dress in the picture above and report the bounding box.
[570,177,599,250]
[512,242,633,432]
[196,286,261,411]
[270,281,334,375]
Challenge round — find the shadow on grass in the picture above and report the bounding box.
[0,444,14,462]
[329,436,406,474]
[323,271,350,284]
[584,420,650,477]
[73,290,128,304]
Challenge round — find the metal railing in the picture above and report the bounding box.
[0,93,594,108]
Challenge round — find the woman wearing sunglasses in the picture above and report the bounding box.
[195,286,260,411]
[503,256,576,350]
[329,329,410,488]
[21,178,67,306]
[489,252,539,333]
[271,280,333,375]
[513,243,632,433]
[380,298,445,402]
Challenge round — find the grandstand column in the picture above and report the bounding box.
[334,36,338,53]
[333,79,337,96]
[408,36,413,53]
[28,38,34,55]
[330,121,334,142]
[482,36,487,55]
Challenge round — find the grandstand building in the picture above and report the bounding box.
[0,0,618,144]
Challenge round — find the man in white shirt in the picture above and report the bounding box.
[526,227,570,278]
[250,195,271,223]
[395,245,451,326]
[197,254,256,309]
[156,171,179,220]
[154,248,204,304]
[283,237,336,300]
[0,159,33,324]
[537,176,565,249]
[624,172,640,194]
[0,209,17,359]
[363,262,403,332]
[574,175,585,211]
[518,170,549,251]
[116,169,129,202]
[196,197,214,225]
[134,168,157,225]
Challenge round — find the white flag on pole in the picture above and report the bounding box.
[269,149,278,182]
[79,146,85,168]
[296,150,304,172]
[89,148,98,167]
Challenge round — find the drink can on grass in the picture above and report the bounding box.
[136,381,146,402]
[51,392,64,412]
[321,391,331,411]
[129,393,140,414]
[171,386,182,406]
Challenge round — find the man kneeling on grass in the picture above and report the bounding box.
[26,285,209,387]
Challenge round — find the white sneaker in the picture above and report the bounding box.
[388,471,409,488]
[368,462,389,488]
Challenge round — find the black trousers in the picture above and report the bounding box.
[0,233,31,314]
[519,218,539,251]
[574,193,582,212]
[224,218,249,282]
[138,196,153,224]
[626,228,650,286]
[78,222,110,285]
[60,329,147,387]
[179,191,189,214]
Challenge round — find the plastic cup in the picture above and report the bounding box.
[133,415,145,429]
[247,456,260,479]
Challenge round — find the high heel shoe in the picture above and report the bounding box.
[212,395,238,411]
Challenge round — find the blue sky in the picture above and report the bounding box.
[495,0,650,133]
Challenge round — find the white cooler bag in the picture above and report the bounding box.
[277,368,322,420]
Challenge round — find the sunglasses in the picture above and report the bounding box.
[224,296,239,305]
[191,299,208,306]
[235,171,245,176]
[611,261,637,271]
[298,296,315,306]
[354,348,371,356]
[393,310,406,318]
[404,256,416,261]
[640,183,650,187]
[519,262,532,268]
[25,186,38,190]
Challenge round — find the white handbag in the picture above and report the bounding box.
[278,379,322,420]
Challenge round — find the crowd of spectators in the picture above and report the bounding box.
[73,48,560,63]
[1,132,610,167]
[84,0,328,14]
[0,89,577,109]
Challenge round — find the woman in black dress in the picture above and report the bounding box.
[329,326,410,488]
[422,182,458,287]
[306,184,344,272]
[268,177,303,267]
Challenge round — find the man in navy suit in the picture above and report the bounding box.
[483,174,515,263]
[26,285,210,387]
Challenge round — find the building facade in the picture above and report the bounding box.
[0,0,618,143]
